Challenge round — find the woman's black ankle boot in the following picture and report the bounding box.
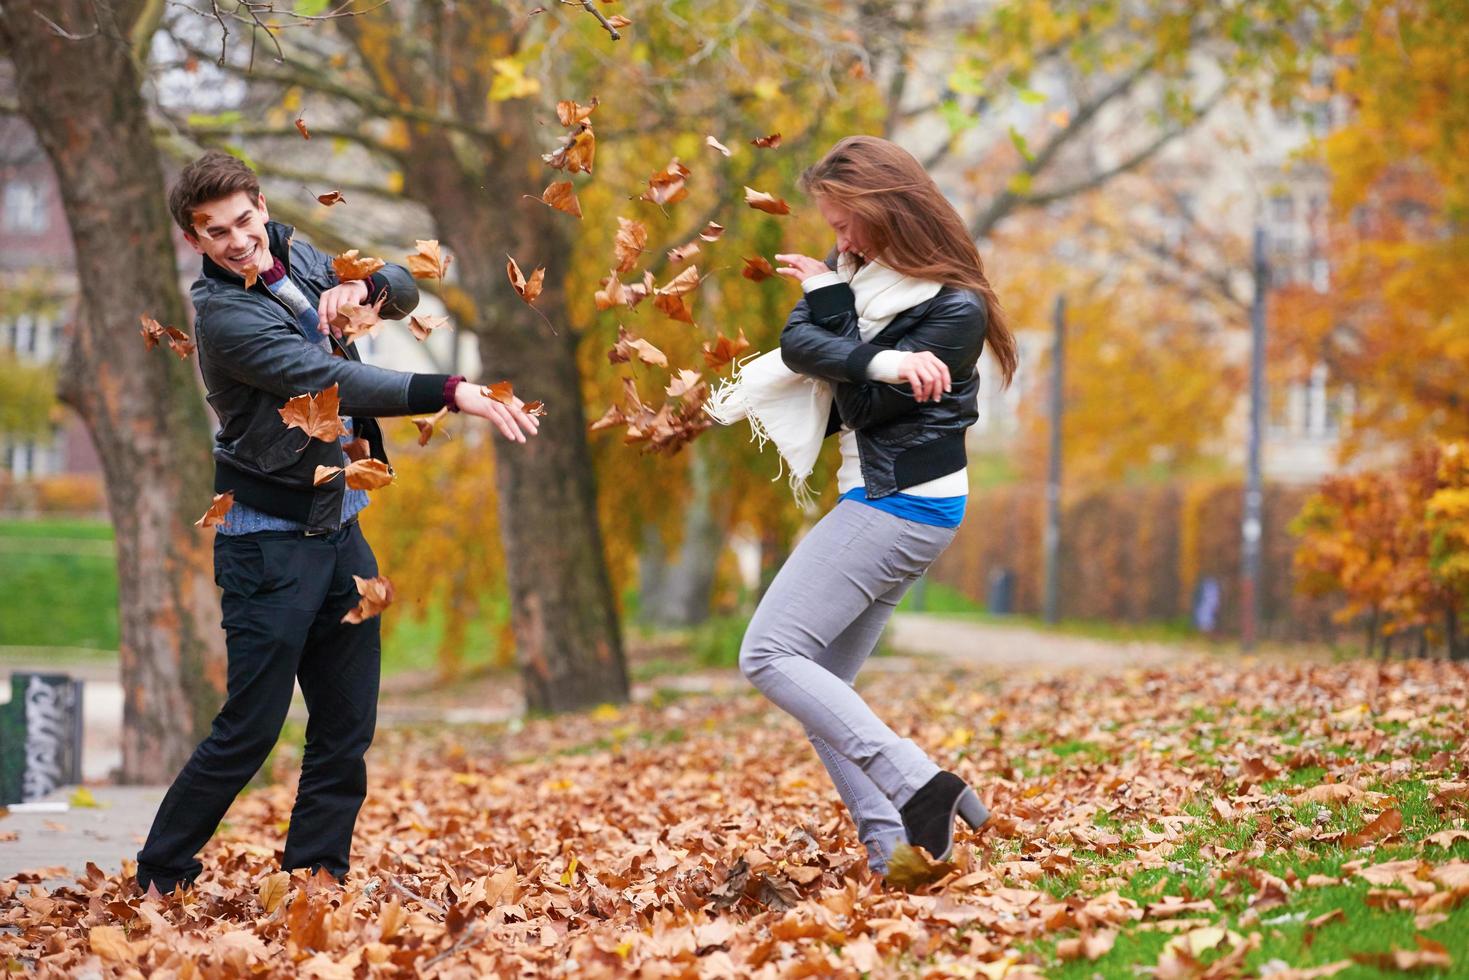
[899,771,988,861]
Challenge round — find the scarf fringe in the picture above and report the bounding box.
[707,356,819,513]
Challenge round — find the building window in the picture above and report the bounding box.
[2,181,48,233]
[1271,195,1295,222]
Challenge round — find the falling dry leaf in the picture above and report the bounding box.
[342,574,394,624]
[699,222,726,242]
[279,384,350,442]
[507,255,545,304]
[657,265,702,296]
[640,159,691,207]
[408,313,451,342]
[332,249,386,282]
[744,186,791,215]
[485,381,515,405]
[543,126,596,174]
[316,191,346,207]
[742,256,776,281]
[588,403,625,432]
[405,240,452,280]
[556,97,599,128]
[667,240,701,264]
[665,369,702,399]
[194,491,235,529]
[411,407,451,446]
[703,329,751,370]
[606,14,632,28]
[343,458,394,490]
[524,400,547,417]
[653,292,695,324]
[595,271,630,311]
[242,263,260,290]
[750,133,782,148]
[331,294,387,343]
[533,180,582,219]
[706,135,732,157]
[609,326,668,367]
[884,843,957,892]
[614,217,648,273]
[295,117,311,140]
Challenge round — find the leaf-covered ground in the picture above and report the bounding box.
[4,656,1469,978]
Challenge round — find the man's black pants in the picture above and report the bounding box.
[136,522,381,893]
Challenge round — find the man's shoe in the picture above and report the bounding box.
[898,771,988,861]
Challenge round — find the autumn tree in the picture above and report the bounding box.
[0,0,226,780]
[1272,0,1468,455]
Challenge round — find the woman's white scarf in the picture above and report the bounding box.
[705,254,941,508]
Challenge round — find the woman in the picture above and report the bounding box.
[710,135,1018,877]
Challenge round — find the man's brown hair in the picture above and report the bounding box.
[168,151,261,235]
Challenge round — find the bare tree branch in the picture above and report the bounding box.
[563,0,622,41]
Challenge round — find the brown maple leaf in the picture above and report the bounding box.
[342,574,395,624]
[595,271,630,311]
[744,186,791,215]
[556,97,599,128]
[331,294,387,342]
[742,256,776,281]
[533,180,582,219]
[698,222,726,242]
[242,263,260,290]
[588,403,626,432]
[657,265,702,297]
[608,326,667,367]
[139,314,167,351]
[279,384,350,442]
[667,241,701,265]
[883,843,957,891]
[705,135,732,157]
[703,329,751,370]
[640,159,691,207]
[411,406,451,446]
[524,400,547,417]
[316,191,346,207]
[314,460,392,490]
[194,491,235,529]
[653,292,695,324]
[543,126,596,174]
[614,217,648,274]
[405,240,452,280]
[408,313,451,342]
[295,117,311,140]
[485,381,515,405]
[665,368,702,399]
[506,255,545,304]
[750,133,782,148]
[332,249,386,282]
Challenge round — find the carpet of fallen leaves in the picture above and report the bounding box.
[4,656,1469,978]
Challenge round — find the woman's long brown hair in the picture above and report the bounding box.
[800,135,1018,387]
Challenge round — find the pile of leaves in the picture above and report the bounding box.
[4,656,1468,977]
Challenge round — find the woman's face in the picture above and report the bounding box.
[816,196,876,260]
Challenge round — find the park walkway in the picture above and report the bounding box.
[0,614,1202,889]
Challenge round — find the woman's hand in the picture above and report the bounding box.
[454,383,541,444]
[774,253,831,283]
[897,351,951,403]
[317,280,370,338]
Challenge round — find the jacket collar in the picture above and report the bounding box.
[201,220,295,288]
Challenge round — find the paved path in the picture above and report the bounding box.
[887,613,1203,673]
[0,615,1200,890]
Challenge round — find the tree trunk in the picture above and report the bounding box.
[0,0,226,779]
[637,447,723,628]
[1449,607,1465,662]
[389,125,628,712]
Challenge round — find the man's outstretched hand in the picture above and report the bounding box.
[455,382,540,443]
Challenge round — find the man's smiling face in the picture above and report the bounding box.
[185,191,271,279]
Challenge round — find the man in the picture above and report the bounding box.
[135,151,537,894]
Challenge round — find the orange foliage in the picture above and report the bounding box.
[1291,443,1469,655]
